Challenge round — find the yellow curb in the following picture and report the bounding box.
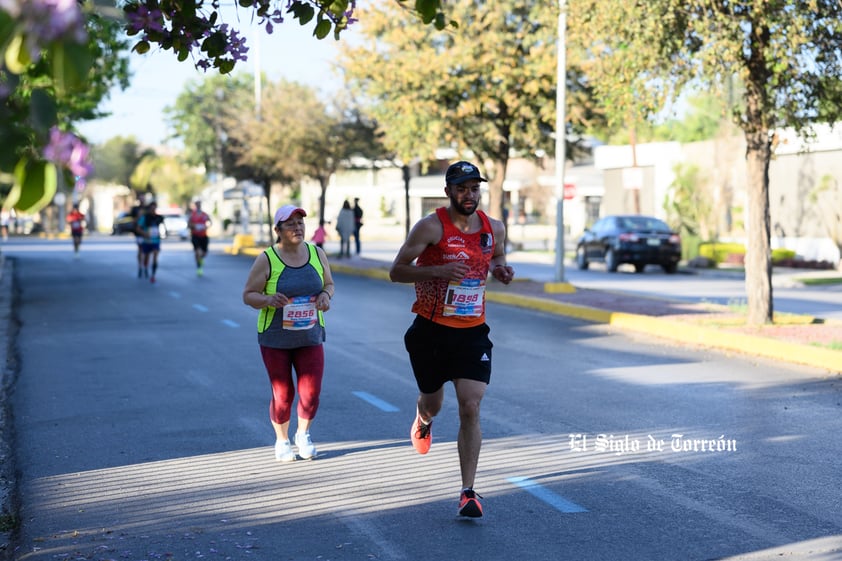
[330,262,391,281]
[544,282,577,294]
[486,291,613,323]
[608,313,841,373]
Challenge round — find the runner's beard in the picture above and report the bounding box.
[450,193,478,216]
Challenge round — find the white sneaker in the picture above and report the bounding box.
[294,431,316,459]
[275,439,295,462]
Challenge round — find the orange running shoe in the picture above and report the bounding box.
[410,414,432,454]
[457,489,483,518]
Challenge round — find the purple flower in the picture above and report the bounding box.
[226,28,249,62]
[0,0,88,62]
[13,0,87,59]
[43,127,93,185]
[125,4,165,35]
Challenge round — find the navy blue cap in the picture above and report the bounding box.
[445,161,487,185]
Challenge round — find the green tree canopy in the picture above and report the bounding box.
[221,79,333,224]
[339,1,563,220]
[165,72,255,176]
[570,0,842,325]
[90,135,152,189]
[130,152,205,207]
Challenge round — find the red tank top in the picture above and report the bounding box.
[411,207,495,328]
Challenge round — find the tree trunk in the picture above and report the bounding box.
[487,158,508,221]
[744,129,773,325]
[318,177,328,225]
[263,178,272,244]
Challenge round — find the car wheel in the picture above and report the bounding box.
[605,248,619,272]
[633,262,646,273]
[576,246,589,270]
[662,262,678,274]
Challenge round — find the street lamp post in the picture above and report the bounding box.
[554,0,568,283]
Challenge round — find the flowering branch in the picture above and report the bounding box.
[122,0,360,74]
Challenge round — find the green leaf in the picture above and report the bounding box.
[314,17,332,40]
[328,0,349,18]
[29,89,58,134]
[201,31,227,57]
[415,0,438,23]
[219,59,235,74]
[4,33,31,74]
[132,40,150,55]
[290,2,316,25]
[7,159,58,214]
[0,10,17,54]
[50,42,93,94]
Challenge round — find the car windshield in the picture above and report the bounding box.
[620,216,671,232]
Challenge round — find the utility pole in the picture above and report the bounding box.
[554,0,568,282]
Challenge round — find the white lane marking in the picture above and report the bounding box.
[222,319,239,328]
[507,476,588,513]
[352,391,400,412]
[169,291,181,299]
[335,511,407,560]
[193,304,209,312]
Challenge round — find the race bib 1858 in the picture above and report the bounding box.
[443,279,485,317]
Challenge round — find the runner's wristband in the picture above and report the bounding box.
[319,289,332,300]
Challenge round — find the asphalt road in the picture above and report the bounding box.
[3,236,842,561]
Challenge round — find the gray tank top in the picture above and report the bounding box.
[257,254,326,349]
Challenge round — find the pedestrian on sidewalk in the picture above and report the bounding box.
[336,200,354,258]
[352,197,363,255]
[242,205,336,462]
[389,160,515,518]
[311,220,328,249]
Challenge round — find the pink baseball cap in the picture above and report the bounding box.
[274,205,307,224]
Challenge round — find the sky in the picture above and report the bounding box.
[77,8,346,147]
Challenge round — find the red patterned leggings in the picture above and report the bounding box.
[259,344,324,424]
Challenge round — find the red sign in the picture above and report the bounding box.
[563,183,576,200]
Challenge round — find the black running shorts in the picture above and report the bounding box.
[403,315,493,394]
[191,235,209,252]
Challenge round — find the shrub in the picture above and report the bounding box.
[699,244,817,267]
[771,248,796,263]
[699,242,744,264]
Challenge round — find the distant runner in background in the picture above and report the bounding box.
[188,200,212,276]
[135,202,164,283]
[66,204,86,257]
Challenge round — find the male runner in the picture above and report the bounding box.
[389,160,515,518]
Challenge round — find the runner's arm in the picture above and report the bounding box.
[243,253,288,309]
[489,218,514,284]
[315,246,334,312]
[389,216,468,283]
